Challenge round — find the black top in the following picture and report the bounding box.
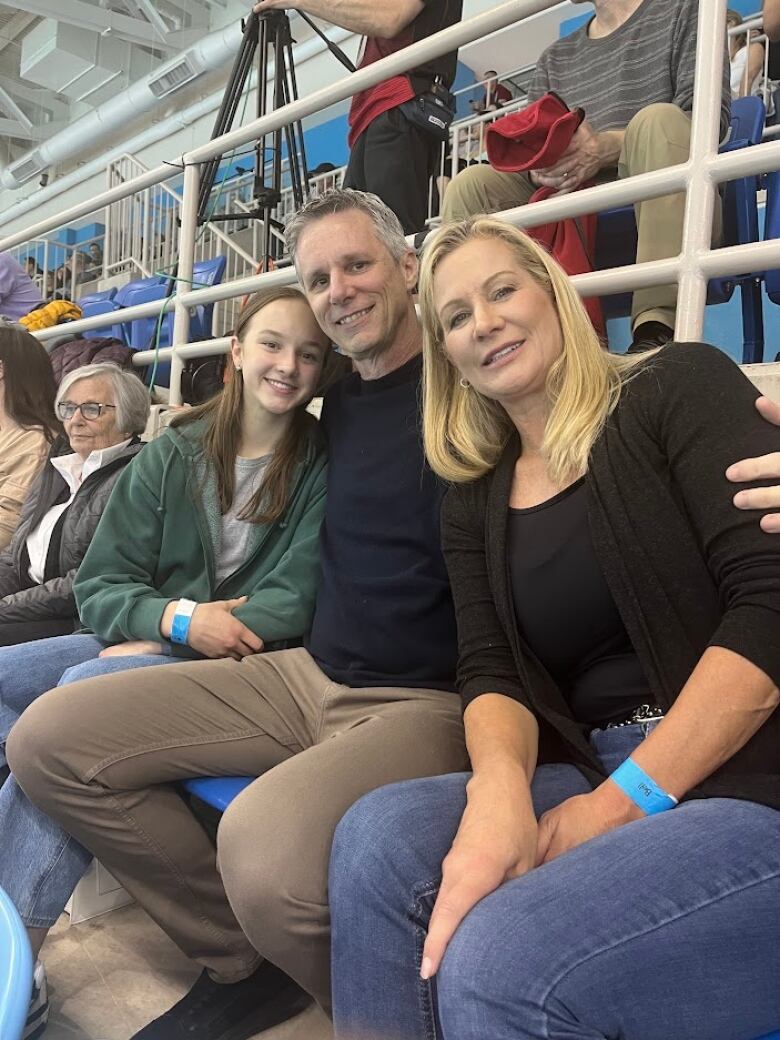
[508,479,652,727]
[441,343,780,810]
[306,354,457,691]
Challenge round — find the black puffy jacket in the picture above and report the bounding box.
[0,438,143,625]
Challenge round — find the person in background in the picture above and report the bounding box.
[329,217,780,1040]
[727,10,765,98]
[253,0,463,235]
[470,69,512,112]
[442,0,731,354]
[763,0,780,40]
[24,258,43,280]
[0,327,59,552]
[0,285,331,1040]
[0,363,148,648]
[0,252,43,321]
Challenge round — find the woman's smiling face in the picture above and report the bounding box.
[231,296,328,418]
[434,236,563,410]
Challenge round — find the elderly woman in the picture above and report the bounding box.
[0,326,60,552]
[329,218,780,1040]
[0,362,148,648]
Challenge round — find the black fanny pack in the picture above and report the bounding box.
[399,79,456,141]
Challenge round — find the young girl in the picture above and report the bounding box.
[0,285,333,1035]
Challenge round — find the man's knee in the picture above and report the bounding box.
[624,103,691,148]
[59,659,103,685]
[442,165,528,223]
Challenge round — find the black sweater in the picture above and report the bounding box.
[307,355,457,690]
[442,342,780,809]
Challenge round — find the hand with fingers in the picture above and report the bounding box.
[535,787,642,867]
[420,771,537,981]
[186,597,265,660]
[530,119,604,194]
[726,396,780,534]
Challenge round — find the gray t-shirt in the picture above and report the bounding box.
[215,454,271,587]
[530,0,731,141]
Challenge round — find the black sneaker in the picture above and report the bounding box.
[131,961,312,1040]
[627,320,674,354]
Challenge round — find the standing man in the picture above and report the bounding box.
[442,0,731,353]
[253,0,463,234]
[8,190,467,1040]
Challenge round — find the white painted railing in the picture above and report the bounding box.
[0,0,778,401]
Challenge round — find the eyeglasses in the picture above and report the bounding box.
[57,401,116,421]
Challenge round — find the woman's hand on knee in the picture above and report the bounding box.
[421,773,537,980]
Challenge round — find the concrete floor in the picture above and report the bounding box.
[42,904,332,1040]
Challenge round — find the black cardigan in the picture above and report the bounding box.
[441,342,780,810]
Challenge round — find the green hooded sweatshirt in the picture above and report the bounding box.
[74,414,327,653]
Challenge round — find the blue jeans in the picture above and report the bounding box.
[0,633,177,928]
[330,723,780,1040]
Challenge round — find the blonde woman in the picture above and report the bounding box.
[329,217,780,1040]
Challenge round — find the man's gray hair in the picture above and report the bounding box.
[285,189,410,270]
[56,363,150,435]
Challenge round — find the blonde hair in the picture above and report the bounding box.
[419,217,655,485]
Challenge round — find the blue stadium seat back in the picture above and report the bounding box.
[77,289,121,340]
[755,1033,780,1039]
[595,97,765,359]
[114,279,171,351]
[728,94,766,146]
[0,885,33,1040]
[183,776,254,812]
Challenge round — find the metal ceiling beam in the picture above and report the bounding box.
[0,11,38,55]
[119,0,173,42]
[0,118,35,139]
[9,0,177,50]
[0,75,69,119]
[0,86,32,130]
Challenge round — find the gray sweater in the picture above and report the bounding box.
[0,438,142,624]
[530,0,731,141]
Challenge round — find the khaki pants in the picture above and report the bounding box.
[442,103,722,330]
[8,648,467,1012]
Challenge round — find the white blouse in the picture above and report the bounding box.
[26,439,132,584]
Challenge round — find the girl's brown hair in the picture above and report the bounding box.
[174,285,331,524]
[0,326,61,444]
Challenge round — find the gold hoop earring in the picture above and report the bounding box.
[459,377,470,389]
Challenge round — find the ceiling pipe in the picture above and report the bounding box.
[1,18,351,192]
[0,24,353,229]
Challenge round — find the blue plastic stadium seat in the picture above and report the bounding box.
[0,884,33,1040]
[183,776,254,811]
[595,96,766,362]
[76,287,120,340]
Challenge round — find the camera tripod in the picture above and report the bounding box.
[198,8,310,267]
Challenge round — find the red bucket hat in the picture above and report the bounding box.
[486,92,585,173]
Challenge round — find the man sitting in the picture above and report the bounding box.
[442,0,731,352]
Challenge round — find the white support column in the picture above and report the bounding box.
[169,162,199,406]
[675,0,727,341]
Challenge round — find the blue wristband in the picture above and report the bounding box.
[609,757,678,816]
[170,599,197,646]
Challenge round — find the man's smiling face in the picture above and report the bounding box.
[295,209,417,366]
